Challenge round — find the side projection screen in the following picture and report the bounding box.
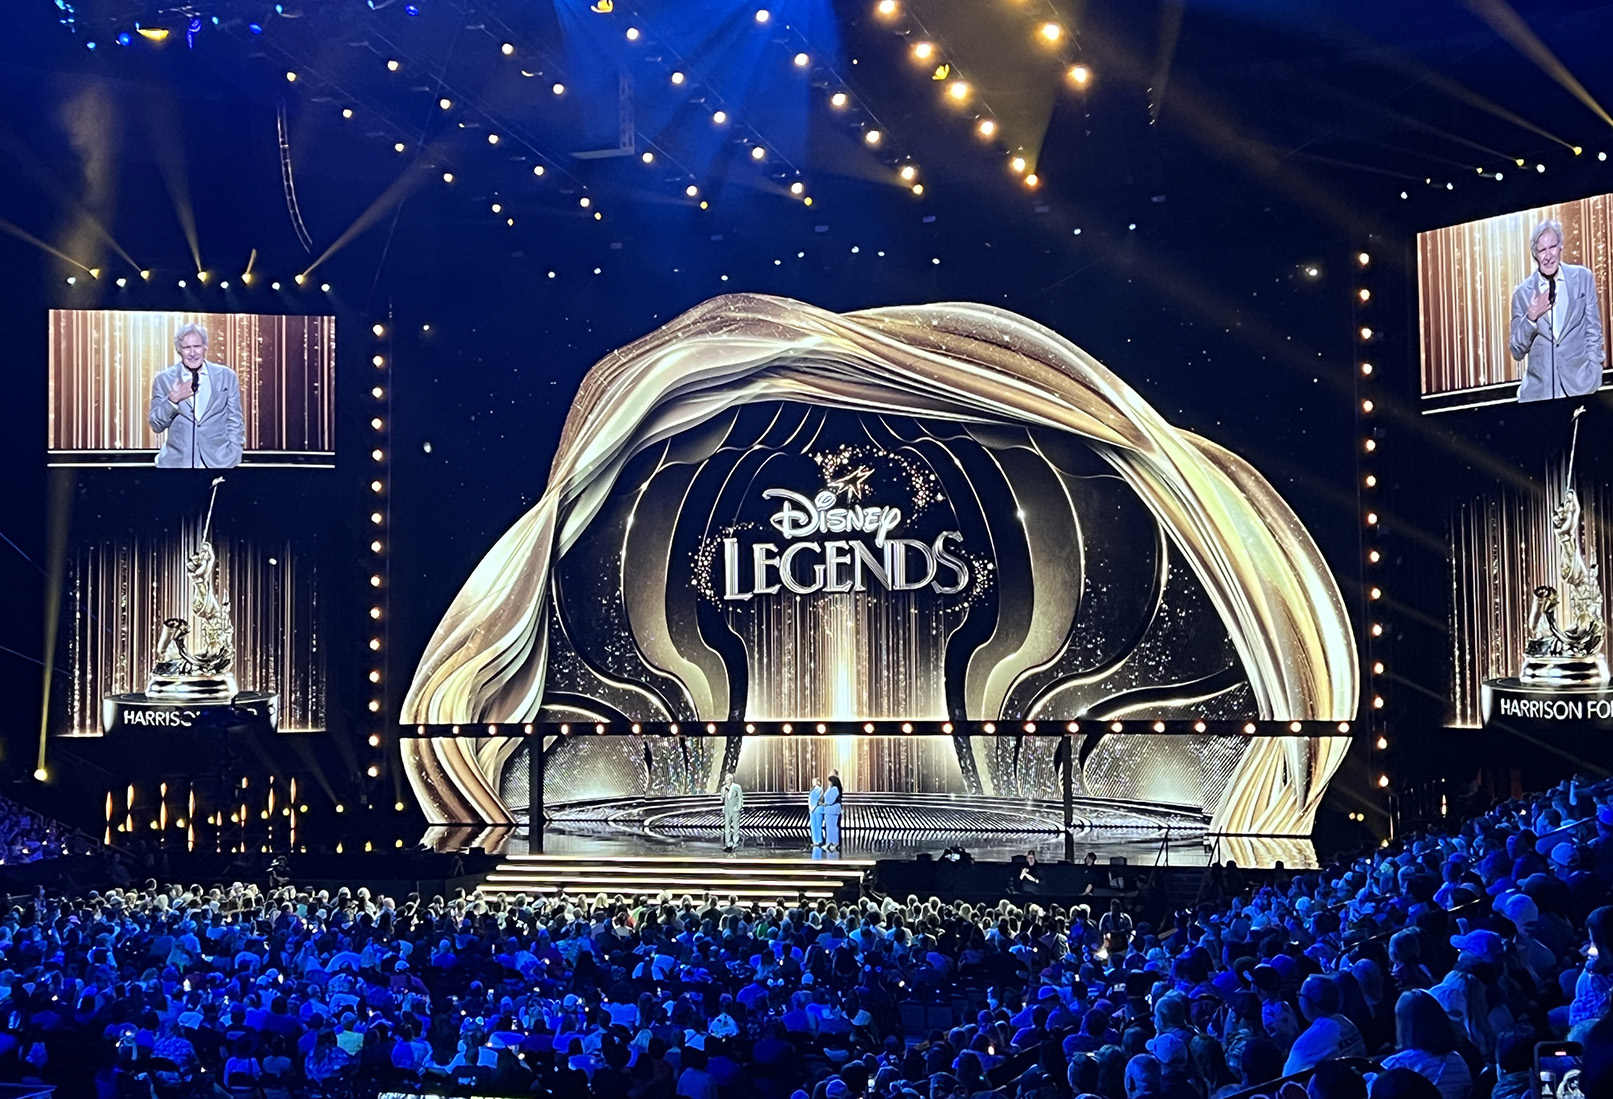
[48,309,336,467]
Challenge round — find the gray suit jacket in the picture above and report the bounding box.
[1510,263,1606,403]
[148,362,246,469]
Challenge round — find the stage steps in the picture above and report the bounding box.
[479,852,874,904]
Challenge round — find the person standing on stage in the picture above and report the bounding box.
[722,774,744,852]
[1510,218,1606,402]
[808,776,826,848]
[822,769,844,851]
[149,323,246,468]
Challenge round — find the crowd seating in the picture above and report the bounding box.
[0,794,94,867]
[0,775,1609,1099]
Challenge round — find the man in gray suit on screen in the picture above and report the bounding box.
[1510,218,1606,403]
[149,323,246,468]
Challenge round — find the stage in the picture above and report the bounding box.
[427,789,1323,874]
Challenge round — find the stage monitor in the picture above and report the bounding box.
[1417,195,1612,413]
[47,309,336,467]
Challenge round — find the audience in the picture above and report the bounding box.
[0,774,1604,1098]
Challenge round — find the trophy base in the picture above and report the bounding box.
[145,673,239,703]
[102,691,279,735]
[1519,653,1610,685]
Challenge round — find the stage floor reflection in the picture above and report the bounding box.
[453,792,1319,868]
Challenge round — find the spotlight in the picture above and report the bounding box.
[1010,156,1026,173]
[864,129,882,145]
[755,9,770,22]
[977,118,996,138]
[438,97,452,110]
[899,165,917,181]
[876,0,898,14]
[394,142,405,153]
[1024,173,1039,187]
[911,184,923,195]
[641,151,654,163]
[285,71,297,82]
[794,52,809,67]
[626,27,640,40]
[830,92,848,108]
[1039,23,1061,42]
[790,181,804,194]
[552,83,564,95]
[713,110,727,124]
[685,184,699,197]
[501,42,514,55]
[671,71,685,85]
[750,145,766,160]
[342,108,353,119]
[947,80,969,101]
[487,133,500,144]
[386,59,399,72]
[1067,64,1091,86]
[912,42,934,62]
[442,172,453,183]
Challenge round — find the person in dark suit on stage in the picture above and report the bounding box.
[149,323,246,468]
[1510,219,1606,403]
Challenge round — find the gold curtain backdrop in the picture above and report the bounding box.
[47,310,336,456]
[1418,197,1613,399]
[401,294,1358,835]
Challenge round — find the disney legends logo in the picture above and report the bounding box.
[720,485,970,601]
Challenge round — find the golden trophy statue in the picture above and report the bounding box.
[1520,408,1609,685]
[147,477,239,701]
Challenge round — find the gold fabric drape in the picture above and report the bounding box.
[401,295,1358,833]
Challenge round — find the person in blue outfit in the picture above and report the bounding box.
[822,769,844,852]
[808,776,825,848]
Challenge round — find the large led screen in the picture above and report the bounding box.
[1418,196,1612,412]
[398,294,1362,833]
[48,309,336,467]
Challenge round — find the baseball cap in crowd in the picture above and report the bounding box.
[1450,930,1504,964]
[1497,892,1538,930]
[1549,843,1577,869]
[1146,1033,1187,1067]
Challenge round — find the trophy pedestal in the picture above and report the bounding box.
[1482,677,1613,730]
[102,691,279,735]
[1519,652,1610,685]
[145,672,239,703]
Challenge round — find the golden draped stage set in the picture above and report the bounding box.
[398,294,1359,849]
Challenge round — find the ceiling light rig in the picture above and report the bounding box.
[868,0,1097,192]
